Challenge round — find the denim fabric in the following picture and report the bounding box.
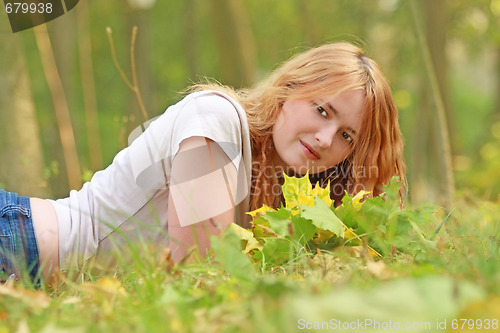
[0,189,40,284]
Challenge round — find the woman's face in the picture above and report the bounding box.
[272,89,365,175]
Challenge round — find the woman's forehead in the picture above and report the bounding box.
[289,86,366,102]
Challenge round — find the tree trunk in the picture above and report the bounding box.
[209,0,256,88]
[0,34,48,197]
[184,0,198,78]
[297,0,320,46]
[423,0,454,149]
[34,24,82,190]
[78,0,103,171]
[408,0,455,208]
[495,46,500,119]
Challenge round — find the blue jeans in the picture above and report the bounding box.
[0,189,40,284]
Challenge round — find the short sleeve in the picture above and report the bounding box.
[128,91,246,192]
[169,92,244,168]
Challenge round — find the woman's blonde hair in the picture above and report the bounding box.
[192,42,406,210]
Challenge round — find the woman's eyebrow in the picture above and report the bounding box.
[324,101,357,136]
[324,101,338,115]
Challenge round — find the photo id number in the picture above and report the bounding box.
[5,1,53,14]
[451,318,498,330]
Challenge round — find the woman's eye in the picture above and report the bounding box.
[316,106,328,117]
[342,132,353,143]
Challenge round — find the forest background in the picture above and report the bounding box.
[1,0,500,211]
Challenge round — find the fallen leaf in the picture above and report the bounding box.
[60,296,81,305]
[366,260,397,280]
[39,324,85,333]
[80,277,127,298]
[228,223,263,253]
[450,296,500,333]
[15,319,29,333]
[0,284,50,309]
[158,247,175,271]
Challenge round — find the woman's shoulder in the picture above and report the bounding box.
[179,89,244,116]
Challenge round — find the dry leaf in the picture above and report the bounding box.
[158,247,175,271]
[80,277,127,298]
[0,284,50,309]
[451,295,500,333]
[366,260,397,280]
[15,319,29,333]
[60,296,81,305]
[39,324,85,333]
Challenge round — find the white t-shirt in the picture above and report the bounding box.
[50,90,252,270]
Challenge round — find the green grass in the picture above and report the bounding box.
[1,188,499,333]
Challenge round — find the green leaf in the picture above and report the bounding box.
[210,228,256,282]
[431,208,453,240]
[253,223,279,240]
[262,238,295,266]
[300,197,345,238]
[383,175,404,203]
[335,193,359,229]
[291,214,317,245]
[251,215,270,228]
[264,208,292,237]
[256,277,292,298]
[292,276,486,325]
[251,216,277,240]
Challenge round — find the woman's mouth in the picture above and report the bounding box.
[300,141,320,160]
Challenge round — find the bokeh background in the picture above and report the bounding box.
[0,0,499,207]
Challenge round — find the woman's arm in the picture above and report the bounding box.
[167,136,239,262]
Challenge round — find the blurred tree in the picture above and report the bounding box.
[296,0,321,46]
[447,0,499,137]
[496,46,500,117]
[128,0,156,10]
[424,0,453,138]
[0,34,48,197]
[184,0,198,78]
[408,0,455,207]
[209,0,256,88]
[486,0,500,119]
[78,0,103,171]
[34,24,82,190]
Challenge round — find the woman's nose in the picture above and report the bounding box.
[315,124,338,149]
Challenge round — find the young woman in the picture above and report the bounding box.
[0,42,406,284]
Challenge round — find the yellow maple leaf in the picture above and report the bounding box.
[313,228,335,244]
[352,190,371,210]
[282,172,312,209]
[297,193,315,206]
[229,223,263,253]
[344,227,358,241]
[310,181,333,207]
[343,226,382,258]
[246,204,274,218]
